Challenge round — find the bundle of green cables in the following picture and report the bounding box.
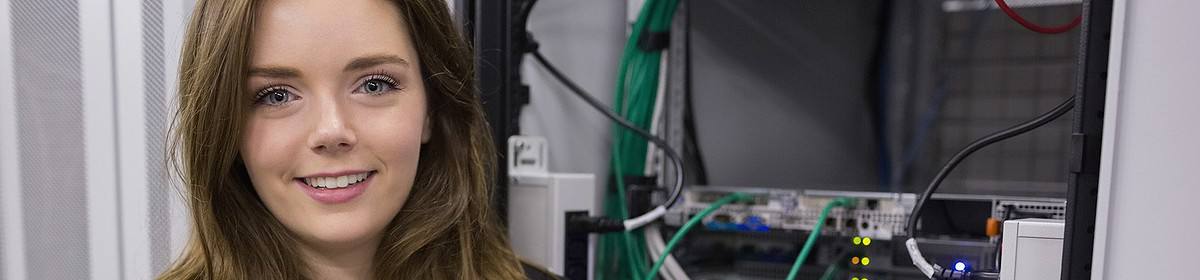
[786,197,855,280]
[595,0,681,279]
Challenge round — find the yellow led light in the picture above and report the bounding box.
[863,278,869,280]
[862,257,871,266]
[863,237,872,246]
[853,236,863,245]
[851,278,860,280]
[851,257,860,265]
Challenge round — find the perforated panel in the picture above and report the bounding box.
[142,0,175,275]
[12,0,90,279]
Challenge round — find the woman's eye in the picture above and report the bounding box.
[356,75,399,95]
[254,87,297,106]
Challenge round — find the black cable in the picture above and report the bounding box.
[530,49,687,211]
[681,3,709,186]
[907,95,1074,237]
[515,0,539,28]
[931,270,1000,280]
[991,205,1014,271]
[683,82,709,185]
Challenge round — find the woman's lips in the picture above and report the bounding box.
[295,171,374,204]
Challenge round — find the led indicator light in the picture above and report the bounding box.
[851,278,860,280]
[861,257,871,266]
[851,257,860,265]
[955,261,967,271]
[862,237,872,246]
[853,236,862,245]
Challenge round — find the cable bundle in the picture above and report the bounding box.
[593,0,681,279]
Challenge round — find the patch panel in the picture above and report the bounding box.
[664,187,916,241]
[663,187,1069,242]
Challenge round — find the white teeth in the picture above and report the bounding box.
[304,172,371,189]
[336,176,349,188]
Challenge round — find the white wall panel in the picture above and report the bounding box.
[1092,0,1200,279]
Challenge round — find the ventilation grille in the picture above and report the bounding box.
[12,0,90,278]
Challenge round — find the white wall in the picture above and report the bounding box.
[1092,0,1200,279]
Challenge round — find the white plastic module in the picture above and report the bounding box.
[1000,218,1064,280]
[506,136,598,280]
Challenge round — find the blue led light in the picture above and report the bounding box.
[954,261,967,271]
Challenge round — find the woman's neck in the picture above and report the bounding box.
[297,235,381,280]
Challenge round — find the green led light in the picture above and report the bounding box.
[862,237,872,246]
[853,236,862,245]
[862,257,871,266]
[851,278,860,280]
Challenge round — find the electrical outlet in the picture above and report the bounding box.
[508,135,548,175]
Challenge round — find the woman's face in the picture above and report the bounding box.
[241,0,428,250]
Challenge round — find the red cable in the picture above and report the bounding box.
[994,0,1082,34]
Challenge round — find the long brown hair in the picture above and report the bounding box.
[159,0,526,278]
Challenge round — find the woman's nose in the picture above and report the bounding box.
[308,97,357,154]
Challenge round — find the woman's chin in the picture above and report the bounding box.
[293,216,383,249]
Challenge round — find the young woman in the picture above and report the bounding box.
[160,0,548,278]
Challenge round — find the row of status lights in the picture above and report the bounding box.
[852,236,872,246]
[850,236,872,266]
[851,236,872,280]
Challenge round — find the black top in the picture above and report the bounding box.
[521,262,560,280]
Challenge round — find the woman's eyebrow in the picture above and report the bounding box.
[344,54,410,72]
[248,66,301,78]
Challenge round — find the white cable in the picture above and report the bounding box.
[645,224,691,280]
[625,206,667,230]
[640,46,686,280]
[643,51,668,177]
[645,246,675,280]
[906,238,939,278]
[646,224,687,280]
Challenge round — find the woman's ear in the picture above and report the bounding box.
[421,116,432,143]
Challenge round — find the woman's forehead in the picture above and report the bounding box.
[249,0,418,74]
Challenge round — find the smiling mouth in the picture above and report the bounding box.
[299,171,375,189]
